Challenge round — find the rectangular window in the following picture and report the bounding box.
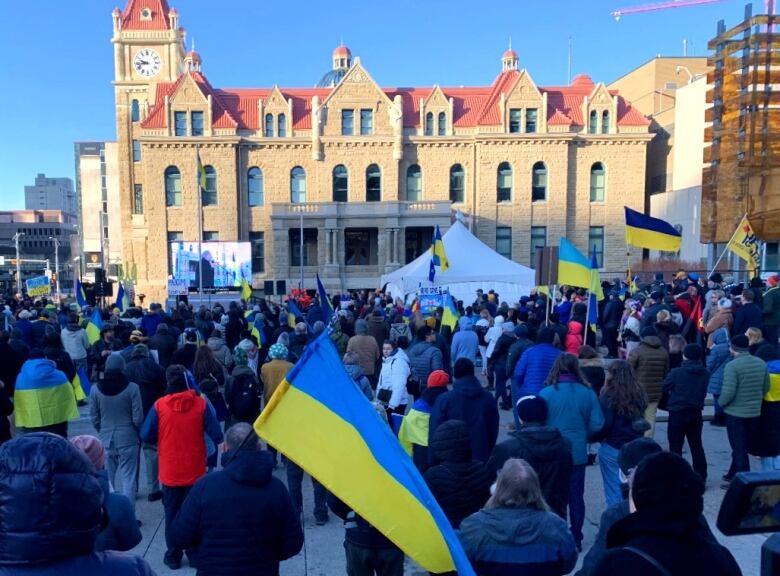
[341,109,354,136]
[203,231,219,241]
[496,227,512,259]
[191,111,204,136]
[509,108,522,133]
[530,226,546,266]
[404,227,433,264]
[289,228,318,266]
[167,231,183,242]
[589,226,605,268]
[249,231,265,274]
[526,108,538,133]
[360,109,373,135]
[132,140,141,162]
[174,111,187,136]
[133,184,143,215]
[345,228,378,266]
[765,242,779,272]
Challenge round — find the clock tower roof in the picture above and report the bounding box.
[121,0,174,30]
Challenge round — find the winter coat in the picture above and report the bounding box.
[60,324,90,361]
[171,449,304,576]
[14,318,35,348]
[31,319,57,350]
[513,344,562,398]
[0,386,12,445]
[0,340,24,395]
[124,353,166,417]
[207,336,234,372]
[594,509,741,576]
[429,375,499,463]
[407,341,444,387]
[580,362,606,397]
[506,338,534,377]
[388,322,412,346]
[344,363,374,402]
[565,321,584,355]
[662,360,709,412]
[602,299,624,329]
[287,334,309,360]
[540,377,604,466]
[94,470,142,553]
[346,334,381,377]
[752,360,780,457]
[485,321,504,358]
[720,352,769,418]
[763,286,780,327]
[705,309,734,347]
[640,303,670,329]
[751,340,778,361]
[487,426,573,519]
[627,336,669,403]
[653,320,677,351]
[377,349,410,408]
[89,371,143,449]
[575,500,630,576]
[459,507,578,576]
[451,328,479,365]
[258,360,291,405]
[595,391,645,451]
[366,315,388,349]
[149,327,177,369]
[556,300,573,325]
[706,329,732,396]
[141,312,164,338]
[733,301,763,336]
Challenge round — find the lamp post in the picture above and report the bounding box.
[49,236,60,303]
[12,232,24,296]
[73,256,82,280]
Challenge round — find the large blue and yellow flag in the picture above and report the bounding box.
[558,238,591,290]
[14,359,79,428]
[86,308,103,345]
[71,366,91,402]
[588,249,604,332]
[75,279,88,311]
[240,277,252,302]
[431,225,449,272]
[115,282,129,312]
[440,293,460,331]
[316,273,334,322]
[624,206,682,252]
[286,299,304,329]
[254,334,475,575]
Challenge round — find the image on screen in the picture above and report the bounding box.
[170,242,252,288]
[738,484,780,531]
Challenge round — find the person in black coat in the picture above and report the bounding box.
[0,330,24,396]
[602,293,624,359]
[149,323,178,370]
[487,395,573,519]
[0,380,12,446]
[428,359,499,464]
[171,423,303,576]
[424,420,492,528]
[593,452,741,576]
[733,288,763,336]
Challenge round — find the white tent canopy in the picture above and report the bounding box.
[380,220,536,305]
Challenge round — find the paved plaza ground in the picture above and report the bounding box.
[69,388,768,575]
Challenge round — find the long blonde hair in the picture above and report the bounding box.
[487,458,550,511]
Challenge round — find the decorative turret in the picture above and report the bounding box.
[501,43,519,72]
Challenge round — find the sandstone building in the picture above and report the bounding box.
[113,0,651,301]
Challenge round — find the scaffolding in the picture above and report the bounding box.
[703,3,780,243]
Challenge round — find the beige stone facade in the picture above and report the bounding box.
[112,1,652,302]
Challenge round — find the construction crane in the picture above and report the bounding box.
[611,0,724,21]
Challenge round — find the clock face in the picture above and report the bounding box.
[133,48,161,78]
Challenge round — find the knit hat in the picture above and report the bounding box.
[501,322,514,333]
[269,343,288,360]
[514,324,528,338]
[650,291,663,301]
[131,343,149,358]
[710,272,723,284]
[105,353,125,373]
[18,310,30,320]
[453,358,475,379]
[768,275,780,287]
[71,435,106,470]
[683,343,702,361]
[631,452,704,519]
[427,370,450,388]
[232,346,248,366]
[718,297,732,310]
[730,334,750,353]
[618,437,663,476]
[516,395,547,424]
[165,364,188,393]
[355,319,368,335]
[640,326,657,338]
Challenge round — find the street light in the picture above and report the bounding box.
[49,236,60,303]
[73,255,82,280]
[12,232,24,296]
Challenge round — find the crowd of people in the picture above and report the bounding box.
[0,268,777,575]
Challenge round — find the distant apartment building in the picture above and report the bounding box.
[24,173,76,214]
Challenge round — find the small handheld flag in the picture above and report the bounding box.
[726,215,761,275]
[428,259,436,283]
[316,274,334,321]
[624,206,682,252]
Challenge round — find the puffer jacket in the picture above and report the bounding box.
[207,336,234,372]
[705,309,733,347]
[513,344,562,398]
[720,352,769,418]
[366,314,388,349]
[407,341,443,387]
[345,363,374,401]
[707,328,732,396]
[376,349,410,409]
[627,336,669,403]
[459,507,578,576]
[60,324,89,361]
[565,321,584,355]
[423,420,492,528]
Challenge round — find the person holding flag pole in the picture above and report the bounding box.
[709,213,762,280]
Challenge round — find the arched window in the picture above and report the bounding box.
[532,162,547,202]
[449,164,464,203]
[131,99,140,122]
[497,162,512,202]
[406,164,422,201]
[601,110,610,134]
[264,113,273,137]
[248,167,264,207]
[332,164,348,202]
[589,110,598,134]
[164,166,181,207]
[366,164,381,202]
[438,112,446,136]
[202,165,217,206]
[590,162,606,202]
[291,166,306,203]
[278,113,287,137]
[425,112,434,136]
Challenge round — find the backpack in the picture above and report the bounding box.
[475,324,489,347]
[228,372,261,422]
[389,323,411,345]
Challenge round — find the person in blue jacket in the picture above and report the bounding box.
[512,327,562,428]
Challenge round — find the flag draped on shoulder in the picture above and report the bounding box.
[558,238,591,290]
[86,309,103,345]
[727,215,761,275]
[250,314,267,347]
[14,359,79,428]
[254,333,475,575]
[316,273,334,321]
[624,206,682,252]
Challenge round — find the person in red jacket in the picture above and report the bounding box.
[141,364,223,570]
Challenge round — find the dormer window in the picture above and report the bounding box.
[140,8,152,20]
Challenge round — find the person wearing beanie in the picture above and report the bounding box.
[140,363,224,570]
[628,325,670,438]
[487,395,573,519]
[593,452,741,575]
[505,323,534,378]
[720,334,770,485]
[450,316,479,367]
[258,343,291,468]
[640,291,671,330]
[660,343,709,482]
[428,359,499,464]
[89,352,143,510]
[346,318,382,387]
[406,325,444,398]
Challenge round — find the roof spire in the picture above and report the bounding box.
[508,36,512,50]
[501,41,519,72]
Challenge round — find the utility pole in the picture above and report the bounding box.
[49,236,60,303]
[12,232,24,296]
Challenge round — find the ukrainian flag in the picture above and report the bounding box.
[558,238,591,290]
[115,282,129,312]
[250,315,267,347]
[588,249,604,332]
[70,366,91,402]
[86,308,103,345]
[316,273,334,321]
[431,225,449,271]
[287,299,304,329]
[14,359,79,428]
[440,293,460,331]
[624,206,682,252]
[254,334,475,575]
[241,277,252,302]
[75,279,88,311]
[766,360,780,402]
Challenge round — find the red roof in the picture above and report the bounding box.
[502,49,519,60]
[121,0,172,30]
[333,45,351,58]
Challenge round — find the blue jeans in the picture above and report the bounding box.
[599,443,622,507]
[762,456,780,471]
[569,464,586,545]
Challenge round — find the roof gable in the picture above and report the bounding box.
[121,0,171,30]
[322,61,393,109]
[505,70,543,104]
[264,85,288,110]
[424,85,449,108]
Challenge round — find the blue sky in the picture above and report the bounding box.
[0,0,750,209]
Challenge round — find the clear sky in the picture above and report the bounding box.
[0,0,751,209]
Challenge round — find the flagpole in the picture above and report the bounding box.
[196,146,203,305]
[708,212,746,280]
